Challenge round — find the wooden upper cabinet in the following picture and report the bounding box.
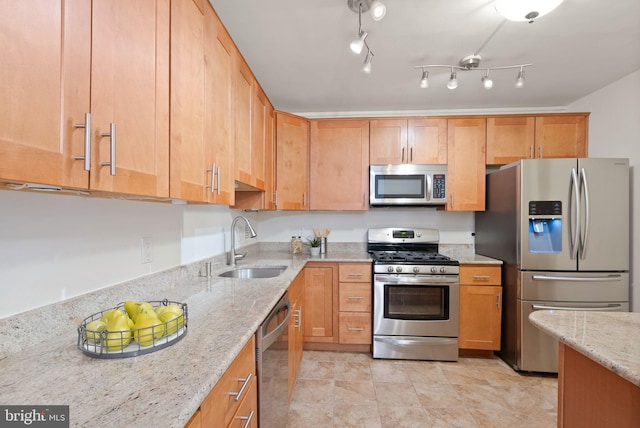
[309,119,370,210]
[169,0,206,202]
[275,111,309,210]
[0,0,91,189]
[370,118,447,164]
[234,58,253,186]
[535,114,588,159]
[90,0,170,197]
[369,119,406,164]
[205,6,235,205]
[264,106,276,210]
[447,118,486,211]
[486,116,535,165]
[251,86,268,190]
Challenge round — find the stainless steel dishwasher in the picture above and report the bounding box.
[256,292,290,428]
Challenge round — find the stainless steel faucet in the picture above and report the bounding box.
[228,215,258,265]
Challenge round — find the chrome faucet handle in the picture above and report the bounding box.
[234,251,247,260]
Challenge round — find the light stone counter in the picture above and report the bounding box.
[0,244,370,428]
[529,310,640,387]
[440,244,503,265]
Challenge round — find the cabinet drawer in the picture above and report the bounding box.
[201,336,256,427]
[339,312,372,344]
[460,265,501,285]
[339,263,372,283]
[228,375,258,428]
[339,283,371,312]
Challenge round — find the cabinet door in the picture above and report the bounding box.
[169,0,206,202]
[459,285,502,350]
[251,85,268,191]
[447,118,486,211]
[90,0,170,197]
[288,271,304,400]
[234,58,253,186]
[369,119,406,164]
[275,111,309,210]
[486,116,535,165]
[309,119,369,210]
[0,0,91,189]
[205,7,235,205]
[535,115,588,159]
[303,265,336,342]
[408,118,448,164]
[263,106,276,210]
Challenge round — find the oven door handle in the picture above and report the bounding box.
[374,275,459,285]
[375,336,456,346]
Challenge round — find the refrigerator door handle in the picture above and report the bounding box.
[531,274,623,282]
[532,304,625,311]
[579,167,590,260]
[569,168,580,260]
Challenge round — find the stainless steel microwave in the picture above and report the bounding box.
[370,164,448,206]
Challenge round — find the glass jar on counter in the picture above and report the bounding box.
[290,236,303,254]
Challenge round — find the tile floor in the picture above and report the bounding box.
[286,350,558,428]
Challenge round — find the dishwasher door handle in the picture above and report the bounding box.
[262,300,291,349]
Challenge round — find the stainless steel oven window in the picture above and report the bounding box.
[384,284,449,320]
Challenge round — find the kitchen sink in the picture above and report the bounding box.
[218,266,287,279]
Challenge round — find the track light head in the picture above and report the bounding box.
[370,1,386,21]
[419,70,429,88]
[447,70,458,90]
[482,72,494,90]
[348,0,387,21]
[350,31,368,54]
[362,50,373,74]
[515,69,526,88]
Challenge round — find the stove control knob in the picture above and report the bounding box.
[430,267,437,273]
[387,266,394,273]
[412,266,420,273]
[440,267,446,274]
[395,266,403,273]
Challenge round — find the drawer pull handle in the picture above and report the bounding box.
[347,273,364,277]
[473,275,490,280]
[348,327,365,331]
[238,410,255,428]
[229,373,252,402]
[347,296,364,300]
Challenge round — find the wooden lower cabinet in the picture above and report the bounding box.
[458,265,502,351]
[338,263,372,345]
[198,336,257,427]
[184,409,201,428]
[303,263,338,343]
[288,271,305,400]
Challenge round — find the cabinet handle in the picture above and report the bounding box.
[401,147,405,163]
[497,292,501,310]
[100,123,116,176]
[410,146,413,162]
[347,296,364,300]
[473,275,490,280]
[206,163,215,193]
[450,193,454,209]
[302,192,306,207]
[274,190,278,208]
[529,145,534,159]
[347,273,364,277]
[237,410,255,428]
[293,308,302,331]
[73,112,92,171]
[216,166,221,195]
[348,327,365,331]
[538,145,543,158]
[229,373,252,402]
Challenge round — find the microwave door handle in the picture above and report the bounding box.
[426,174,432,201]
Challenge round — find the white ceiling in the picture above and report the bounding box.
[208,0,640,115]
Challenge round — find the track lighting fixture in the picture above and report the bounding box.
[415,55,531,91]
[348,0,385,73]
[495,0,564,23]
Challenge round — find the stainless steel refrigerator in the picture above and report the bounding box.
[475,158,630,373]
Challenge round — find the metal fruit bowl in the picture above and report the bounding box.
[77,299,188,359]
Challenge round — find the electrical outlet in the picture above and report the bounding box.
[141,237,152,264]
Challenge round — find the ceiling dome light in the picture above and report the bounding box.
[362,50,373,74]
[419,70,429,88]
[515,69,526,88]
[350,31,368,54]
[495,0,564,23]
[447,70,458,90]
[370,1,386,21]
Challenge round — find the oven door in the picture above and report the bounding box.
[374,274,459,337]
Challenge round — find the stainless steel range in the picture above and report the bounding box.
[368,227,459,361]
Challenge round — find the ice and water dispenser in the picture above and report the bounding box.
[528,201,562,253]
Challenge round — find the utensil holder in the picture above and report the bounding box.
[320,237,327,254]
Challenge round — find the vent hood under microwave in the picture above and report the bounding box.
[369,164,448,207]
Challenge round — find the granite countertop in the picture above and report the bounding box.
[0,245,370,428]
[440,245,503,265]
[529,310,640,387]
